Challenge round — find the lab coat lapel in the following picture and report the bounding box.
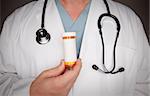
[79,0,106,71]
[73,0,110,96]
[45,0,64,35]
[74,0,135,95]
[44,0,65,63]
[33,0,65,74]
[79,0,119,71]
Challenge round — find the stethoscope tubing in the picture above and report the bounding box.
[92,0,125,74]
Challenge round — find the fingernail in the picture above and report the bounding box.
[72,63,76,68]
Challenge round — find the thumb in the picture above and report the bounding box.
[40,60,65,78]
[58,59,82,84]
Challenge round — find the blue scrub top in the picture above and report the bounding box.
[55,0,91,57]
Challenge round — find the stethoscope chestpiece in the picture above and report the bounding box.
[36,28,51,44]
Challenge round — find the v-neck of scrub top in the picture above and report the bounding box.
[55,0,91,57]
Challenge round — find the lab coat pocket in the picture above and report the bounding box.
[104,44,136,73]
[116,46,136,74]
[104,45,136,95]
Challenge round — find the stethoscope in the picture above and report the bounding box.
[36,0,125,74]
[36,0,50,44]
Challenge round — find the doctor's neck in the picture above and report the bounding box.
[61,0,89,4]
[60,0,89,21]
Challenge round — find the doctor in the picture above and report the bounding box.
[0,0,149,96]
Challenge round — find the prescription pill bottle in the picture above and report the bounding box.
[63,32,77,69]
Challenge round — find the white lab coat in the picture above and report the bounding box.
[0,0,149,96]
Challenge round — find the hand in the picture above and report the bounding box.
[30,59,82,96]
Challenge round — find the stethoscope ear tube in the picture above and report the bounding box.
[94,0,125,74]
[98,13,121,32]
[95,13,125,74]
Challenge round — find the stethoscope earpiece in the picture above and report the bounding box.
[92,65,99,71]
[118,67,125,72]
[111,67,125,74]
[36,28,51,44]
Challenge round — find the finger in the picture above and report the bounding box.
[72,58,82,74]
[39,60,65,79]
[58,59,82,84]
[64,59,82,89]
